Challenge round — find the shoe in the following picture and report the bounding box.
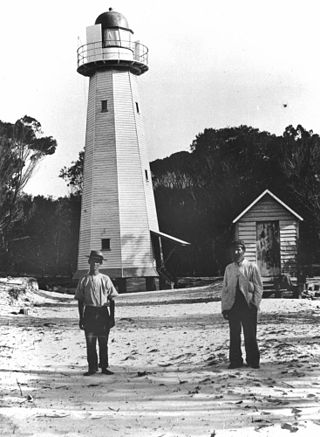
[83,369,96,376]
[250,363,260,369]
[228,362,243,369]
[101,368,114,375]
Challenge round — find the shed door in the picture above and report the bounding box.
[256,221,280,276]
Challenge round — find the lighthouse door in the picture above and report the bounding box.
[256,221,281,277]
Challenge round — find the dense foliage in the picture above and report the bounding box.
[150,125,320,275]
[2,123,320,279]
[5,195,81,277]
[0,116,57,264]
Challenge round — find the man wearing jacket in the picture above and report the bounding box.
[221,240,263,369]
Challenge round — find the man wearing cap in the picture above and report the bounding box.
[221,240,263,369]
[75,250,118,376]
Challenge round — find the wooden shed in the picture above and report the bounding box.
[233,189,303,279]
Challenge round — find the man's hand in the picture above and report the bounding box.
[109,299,115,329]
[222,310,230,320]
[79,319,84,330]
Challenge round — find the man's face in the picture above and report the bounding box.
[88,256,102,272]
[233,245,245,263]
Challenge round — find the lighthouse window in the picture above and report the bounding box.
[119,29,132,48]
[104,29,121,47]
[101,100,108,112]
[135,102,140,113]
[101,238,111,251]
[145,169,149,181]
[103,28,132,49]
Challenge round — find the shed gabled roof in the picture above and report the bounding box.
[232,189,303,223]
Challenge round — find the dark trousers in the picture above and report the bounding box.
[85,330,110,371]
[228,300,260,366]
[83,306,111,371]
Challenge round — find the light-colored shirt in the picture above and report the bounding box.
[74,273,118,307]
[221,258,263,312]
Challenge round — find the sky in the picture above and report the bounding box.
[0,0,320,198]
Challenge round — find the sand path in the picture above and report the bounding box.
[1,287,320,436]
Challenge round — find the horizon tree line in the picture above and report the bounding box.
[1,118,320,280]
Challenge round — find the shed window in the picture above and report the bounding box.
[101,100,108,112]
[101,238,110,250]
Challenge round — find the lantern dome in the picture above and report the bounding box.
[95,8,132,32]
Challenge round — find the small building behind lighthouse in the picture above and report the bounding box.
[75,8,189,290]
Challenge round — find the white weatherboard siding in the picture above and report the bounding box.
[76,69,158,278]
[237,221,257,263]
[113,71,158,271]
[77,71,121,273]
[128,74,159,233]
[235,195,299,272]
[77,75,98,272]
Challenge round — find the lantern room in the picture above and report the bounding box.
[77,8,148,77]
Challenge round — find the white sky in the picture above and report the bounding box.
[0,0,320,198]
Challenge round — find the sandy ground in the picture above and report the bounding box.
[1,286,320,437]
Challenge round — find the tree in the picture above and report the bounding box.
[278,125,320,265]
[59,150,84,195]
[0,116,57,258]
[280,125,320,212]
[8,195,81,277]
[60,124,320,276]
[151,125,314,275]
[151,126,285,274]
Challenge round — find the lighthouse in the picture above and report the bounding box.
[75,7,160,288]
[75,8,189,290]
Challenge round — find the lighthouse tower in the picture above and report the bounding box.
[75,8,160,288]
